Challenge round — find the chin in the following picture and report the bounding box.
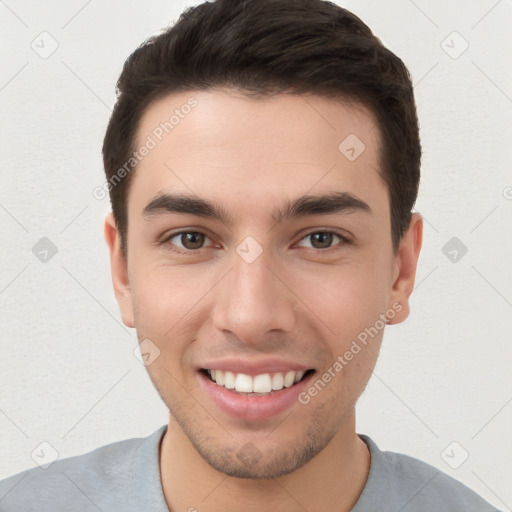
[194,439,323,479]
[177,411,341,480]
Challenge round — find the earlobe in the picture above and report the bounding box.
[104,213,135,328]
[387,213,423,325]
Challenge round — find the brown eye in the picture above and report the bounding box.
[164,231,213,253]
[309,232,334,249]
[179,232,205,250]
[296,231,348,250]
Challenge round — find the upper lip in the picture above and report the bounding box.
[199,358,313,375]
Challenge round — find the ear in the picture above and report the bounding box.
[104,212,135,328]
[387,213,423,325]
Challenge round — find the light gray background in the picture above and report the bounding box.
[1,0,511,509]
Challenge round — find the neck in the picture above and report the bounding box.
[159,410,370,512]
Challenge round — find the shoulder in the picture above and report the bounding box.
[0,425,167,512]
[354,434,502,512]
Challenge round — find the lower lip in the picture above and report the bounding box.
[198,371,315,421]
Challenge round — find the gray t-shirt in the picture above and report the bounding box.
[0,424,501,511]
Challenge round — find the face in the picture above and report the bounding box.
[105,89,421,479]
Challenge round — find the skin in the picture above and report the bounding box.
[104,89,422,512]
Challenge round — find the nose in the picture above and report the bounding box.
[211,244,296,347]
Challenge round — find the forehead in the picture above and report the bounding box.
[129,89,387,219]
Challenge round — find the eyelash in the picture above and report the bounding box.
[160,229,351,255]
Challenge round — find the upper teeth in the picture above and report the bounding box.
[208,370,305,393]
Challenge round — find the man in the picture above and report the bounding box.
[0,0,502,510]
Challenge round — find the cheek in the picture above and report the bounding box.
[129,263,218,370]
[131,262,206,328]
[301,259,391,340]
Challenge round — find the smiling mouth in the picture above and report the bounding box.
[201,368,315,395]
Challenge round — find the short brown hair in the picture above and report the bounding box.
[102,0,421,257]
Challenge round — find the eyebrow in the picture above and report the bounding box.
[142,191,371,225]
